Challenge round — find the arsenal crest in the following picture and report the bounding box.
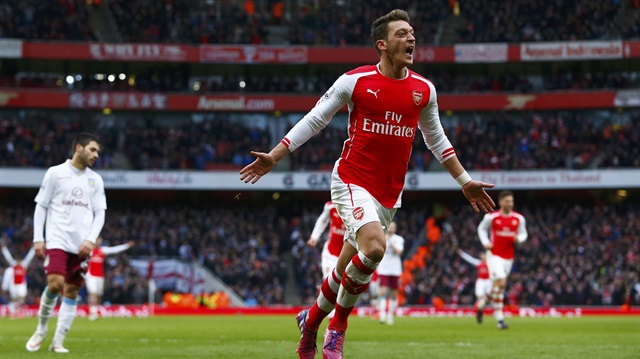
[353,207,365,220]
[412,90,422,106]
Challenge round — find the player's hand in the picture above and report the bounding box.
[239,151,277,184]
[483,243,493,250]
[455,248,461,254]
[78,240,95,258]
[127,241,135,247]
[462,180,495,213]
[307,237,318,247]
[34,242,46,258]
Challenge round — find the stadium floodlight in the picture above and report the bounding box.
[108,75,116,82]
[95,74,105,80]
[193,81,201,91]
[239,81,246,88]
[119,73,126,80]
[75,75,82,81]
[65,75,74,84]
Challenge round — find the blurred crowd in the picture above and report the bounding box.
[456,0,630,43]
[2,110,638,171]
[405,201,640,307]
[2,196,638,307]
[5,70,637,94]
[2,0,636,44]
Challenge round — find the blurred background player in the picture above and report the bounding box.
[376,222,404,325]
[26,133,107,353]
[456,248,491,324]
[240,9,495,357]
[1,243,36,318]
[307,201,347,280]
[477,191,527,330]
[86,236,134,321]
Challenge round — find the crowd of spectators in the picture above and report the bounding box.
[1,195,638,307]
[5,69,637,95]
[404,200,639,307]
[3,0,635,45]
[456,0,626,43]
[3,110,638,171]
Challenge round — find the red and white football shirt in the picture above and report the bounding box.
[477,211,528,259]
[281,64,455,208]
[13,264,26,285]
[477,262,490,279]
[88,244,131,277]
[310,201,346,257]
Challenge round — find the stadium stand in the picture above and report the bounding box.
[1,198,638,307]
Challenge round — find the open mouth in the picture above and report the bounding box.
[405,46,414,56]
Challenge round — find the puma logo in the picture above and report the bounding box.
[367,89,380,98]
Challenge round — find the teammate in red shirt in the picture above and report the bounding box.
[308,201,347,279]
[477,191,527,329]
[240,9,495,358]
[456,248,491,324]
[1,244,36,318]
[85,237,134,320]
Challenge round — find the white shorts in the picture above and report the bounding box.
[475,278,493,298]
[85,274,105,295]
[487,253,513,280]
[10,283,27,299]
[331,169,397,250]
[321,243,339,279]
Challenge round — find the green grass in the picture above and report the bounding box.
[0,315,638,358]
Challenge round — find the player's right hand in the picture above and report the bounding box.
[307,237,318,247]
[78,240,94,258]
[483,243,493,250]
[239,151,277,184]
[34,242,46,258]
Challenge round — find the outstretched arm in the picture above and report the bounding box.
[22,248,36,267]
[1,246,16,266]
[419,82,494,213]
[240,75,352,184]
[457,249,481,266]
[102,242,133,256]
[308,204,331,247]
[516,217,528,243]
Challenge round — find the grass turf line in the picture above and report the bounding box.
[0,315,638,358]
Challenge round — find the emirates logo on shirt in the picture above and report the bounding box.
[412,90,422,106]
[353,207,365,220]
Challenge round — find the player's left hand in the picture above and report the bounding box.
[462,180,496,213]
[78,240,95,258]
[239,151,277,184]
[127,241,135,247]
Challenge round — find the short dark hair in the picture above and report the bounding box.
[72,132,100,152]
[499,191,514,201]
[371,9,411,56]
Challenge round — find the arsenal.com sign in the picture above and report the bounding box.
[521,41,623,61]
[196,96,275,111]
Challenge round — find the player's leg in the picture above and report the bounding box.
[8,287,17,318]
[26,273,64,352]
[378,284,389,322]
[50,252,87,353]
[297,242,356,358]
[491,277,507,328]
[387,286,399,325]
[475,279,490,324]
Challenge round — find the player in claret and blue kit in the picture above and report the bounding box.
[241,9,496,359]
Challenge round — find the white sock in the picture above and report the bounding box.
[477,296,487,310]
[52,297,78,345]
[388,298,398,321]
[8,301,16,315]
[37,288,59,333]
[90,304,97,315]
[378,297,387,320]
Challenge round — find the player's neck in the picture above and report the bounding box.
[500,209,512,216]
[378,60,407,79]
[69,157,87,171]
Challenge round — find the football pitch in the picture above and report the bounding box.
[0,315,638,358]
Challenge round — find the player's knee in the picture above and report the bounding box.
[64,285,80,299]
[361,242,385,262]
[47,278,64,294]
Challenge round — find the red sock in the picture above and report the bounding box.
[307,269,341,331]
[328,253,375,331]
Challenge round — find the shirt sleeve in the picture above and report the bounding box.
[92,176,107,211]
[34,168,56,207]
[394,236,405,254]
[458,250,481,266]
[1,247,16,267]
[33,204,47,243]
[516,216,528,243]
[310,203,331,241]
[477,214,492,247]
[86,210,105,244]
[281,74,352,152]
[22,248,36,267]
[418,82,455,163]
[101,243,131,255]
[1,268,12,291]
